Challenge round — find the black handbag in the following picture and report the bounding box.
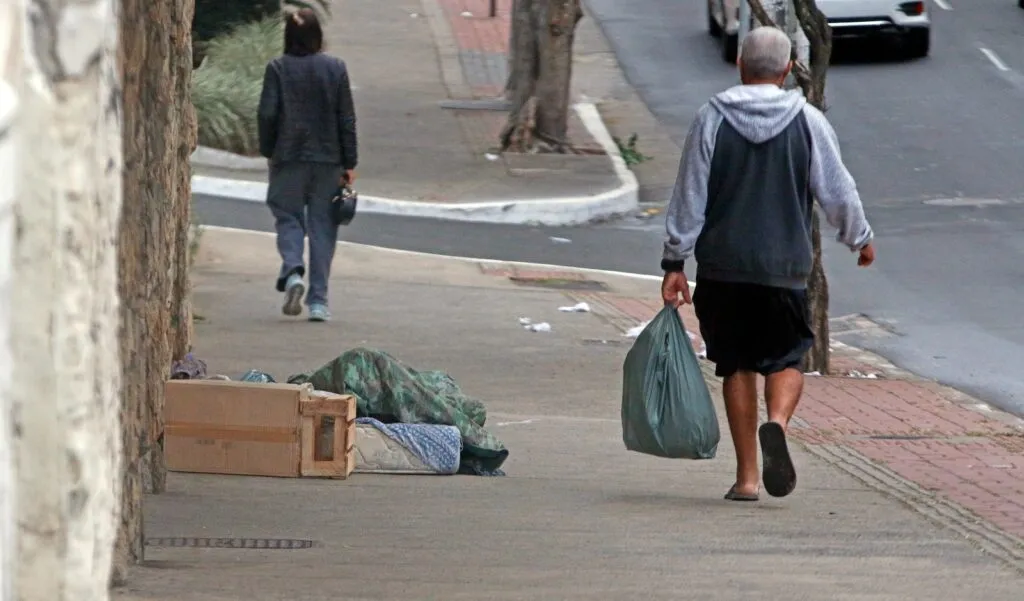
[330,184,358,226]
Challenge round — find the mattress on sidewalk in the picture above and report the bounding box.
[354,418,462,475]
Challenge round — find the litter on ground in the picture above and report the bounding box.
[558,302,590,313]
[624,321,649,339]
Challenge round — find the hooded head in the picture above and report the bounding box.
[709,27,806,144]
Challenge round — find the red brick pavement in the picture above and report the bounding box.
[439,0,511,97]
[439,0,512,55]
[580,290,1024,540]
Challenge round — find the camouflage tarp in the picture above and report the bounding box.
[288,348,508,475]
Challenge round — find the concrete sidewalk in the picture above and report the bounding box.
[113,228,1024,600]
[191,0,659,225]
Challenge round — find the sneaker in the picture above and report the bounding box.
[282,274,305,316]
[308,303,331,322]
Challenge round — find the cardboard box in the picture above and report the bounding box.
[165,380,356,479]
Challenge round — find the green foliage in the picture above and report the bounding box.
[613,133,653,167]
[192,17,283,155]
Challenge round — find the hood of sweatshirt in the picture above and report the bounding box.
[709,84,807,144]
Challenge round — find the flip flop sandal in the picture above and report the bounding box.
[723,486,759,502]
[759,422,797,498]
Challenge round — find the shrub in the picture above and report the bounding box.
[192,17,283,155]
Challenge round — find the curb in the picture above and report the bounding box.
[200,224,672,285]
[190,102,640,226]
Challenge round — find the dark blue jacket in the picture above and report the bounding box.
[257,53,358,169]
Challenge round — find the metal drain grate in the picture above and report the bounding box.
[146,537,316,550]
[508,277,608,291]
[581,338,628,347]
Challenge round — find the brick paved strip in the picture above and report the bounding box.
[798,378,1018,439]
[587,290,1024,552]
[807,442,1024,571]
[477,263,588,280]
[439,0,511,54]
[796,378,1024,541]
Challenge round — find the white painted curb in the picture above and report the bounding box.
[191,102,640,226]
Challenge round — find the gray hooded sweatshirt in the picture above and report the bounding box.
[663,84,873,289]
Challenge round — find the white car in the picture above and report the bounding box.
[708,0,931,63]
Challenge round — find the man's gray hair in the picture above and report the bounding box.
[739,26,792,80]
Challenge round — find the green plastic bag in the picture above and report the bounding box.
[621,306,720,459]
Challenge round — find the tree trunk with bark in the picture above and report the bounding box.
[113,0,197,584]
[746,0,833,373]
[8,0,124,598]
[790,0,832,374]
[501,0,583,152]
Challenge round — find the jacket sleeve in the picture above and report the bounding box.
[257,62,280,159]
[337,62,358,170]
[662,103,720,271]
[803,106,874,251]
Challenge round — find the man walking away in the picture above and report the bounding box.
[659,27,875,501]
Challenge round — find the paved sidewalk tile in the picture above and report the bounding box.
[578,288,1024,544]
[113,231,1024,599]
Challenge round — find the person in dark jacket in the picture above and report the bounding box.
[257,8,357,322]
[660,27,876,501]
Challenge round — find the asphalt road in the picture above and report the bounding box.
[196,0,1024,416]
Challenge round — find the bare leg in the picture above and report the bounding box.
[722,370,759,495]
[764,367,804,428]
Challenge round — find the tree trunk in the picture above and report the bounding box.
[9,0,123,598]
[789,0,831,373]
[113,0,197,584]
[500,0,583,152]
[747,0,833,373]
[504,0,521,99]
[533,0,581,147]
[502,0,540,151]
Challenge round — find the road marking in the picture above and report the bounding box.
[932,0,952,10]
[979,47,1010,72]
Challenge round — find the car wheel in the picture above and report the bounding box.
[903,28,930,60]
[722,33,739,64]
[708,0,722,37]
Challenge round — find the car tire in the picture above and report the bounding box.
[708,1,722,37]
[722,32,739,64]
[1019,0,1023,9]
[903,28,930,60]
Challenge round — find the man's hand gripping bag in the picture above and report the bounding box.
[621,306,720,459]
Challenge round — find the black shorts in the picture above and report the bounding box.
[693,278,814,378]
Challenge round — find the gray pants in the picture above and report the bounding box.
[267,162,342,307]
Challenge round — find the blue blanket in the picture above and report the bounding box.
[356,417,462,475]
